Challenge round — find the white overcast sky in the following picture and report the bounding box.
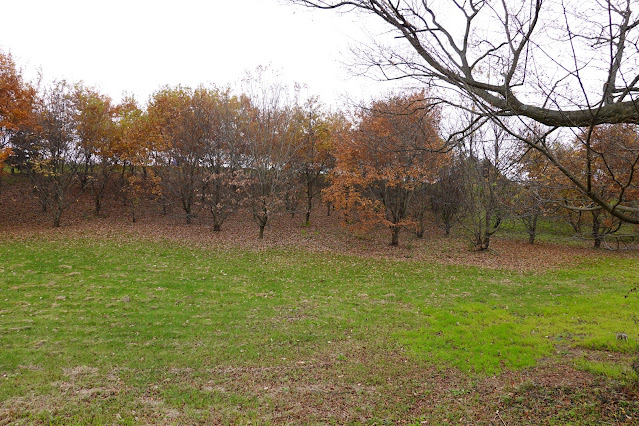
[0,0,398,107]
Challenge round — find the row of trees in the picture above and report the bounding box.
[1,50,639,248]
[290,0,639,229]
[0,56,342,236]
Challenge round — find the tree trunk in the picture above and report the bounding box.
[527,214,538,244]
[53,208,62,228]
[478,235,490,250]
[52,190,64,228]
[592,212,602,248]
[593,235,602,249]
[256,204,269,239]
[81,158,90,189]
[481,211,492,250]
[390,226,400,246]
[305,182,313,225]
[120,163,128,206]
[444,220,452,236]
[40,193,48,212]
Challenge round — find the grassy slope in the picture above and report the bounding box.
[1,236,638,423]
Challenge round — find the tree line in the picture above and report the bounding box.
[1,51,638,249]
[290,0,639,229]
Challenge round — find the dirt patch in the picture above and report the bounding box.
[62,366,99,378]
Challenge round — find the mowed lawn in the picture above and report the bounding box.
[1,235,638,424]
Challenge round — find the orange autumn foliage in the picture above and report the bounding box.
[0,51,36,172]
[581,124,639,203]
[0,147,12,174]
[0,51,36,133]
[570,124,639,244]
[324,91,446,245]
[520,124,639,245]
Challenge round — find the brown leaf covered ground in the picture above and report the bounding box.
[1,346,636,424]
[0,177,612,273]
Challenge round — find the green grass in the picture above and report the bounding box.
[574,357,638,381]
[400,261,639,374]
[497,215,578,243]
[1,235,638,423]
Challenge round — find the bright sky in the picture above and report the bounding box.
[0,0,394,107]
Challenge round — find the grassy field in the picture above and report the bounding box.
[1,234,638,424]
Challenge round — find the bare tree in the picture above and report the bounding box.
[200,89,248,232]
[509,136,562,244]
[290,0,639,223]
[457,123,515,250]
[27,81,83,227]
[290,97,334,225]
[428,159,465,236]
[242,70,300,239]
[510,180,545,245]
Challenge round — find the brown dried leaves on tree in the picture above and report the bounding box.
[324,91,447,246]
